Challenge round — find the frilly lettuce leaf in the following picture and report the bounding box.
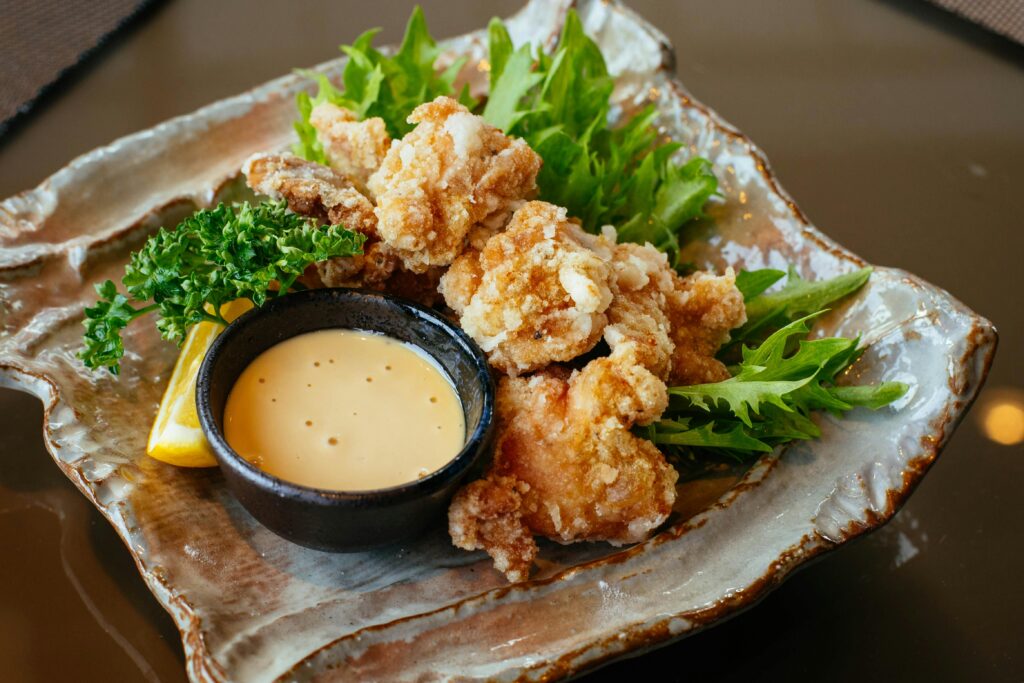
[724,266,873,353]
[651,308,908,460]
[293,6,474,158]
[485,11,717,255]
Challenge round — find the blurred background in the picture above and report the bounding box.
[0,1,1021,681]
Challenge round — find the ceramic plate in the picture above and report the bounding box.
[0,1,996,680]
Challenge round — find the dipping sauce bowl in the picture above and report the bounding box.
[196,288,495,552]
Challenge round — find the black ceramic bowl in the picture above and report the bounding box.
[195,288,494,552]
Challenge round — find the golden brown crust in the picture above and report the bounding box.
[604,242,676,379]
[243,152,378,235]
[448,476,537,583]
[666,268,747,385]
[437,247,483,316]
[243,153,442,306]
[367,96,541,273]
[440,201,615,375]
[604,242,747,386]
[309,102,391,194]
[448,345,676,582]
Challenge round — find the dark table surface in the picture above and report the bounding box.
[1,0,1022,681]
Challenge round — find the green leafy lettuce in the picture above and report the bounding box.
[80,201,366,374]
[722,265,873,354]
[650,312,908,459]
[649,268,907,462]
[293,5,475,163]
[293,8,717,258]
[484,12,716,254]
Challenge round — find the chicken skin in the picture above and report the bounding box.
[367,96,542,273]
[448,344,676,582]
[309,102,391,194]
[440,201,615,375]
[244,152,378,234]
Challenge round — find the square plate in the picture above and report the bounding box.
[0,1,996,680]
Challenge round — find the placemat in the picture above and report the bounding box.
[930,0,1024,44]
[0,0,162,136]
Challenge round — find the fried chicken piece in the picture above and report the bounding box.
[244,153,442,306]
[440,201,615,375]
[448,345,677,582]
[603,240,746,385]
[243,152,378,234]
[315,241,397,289]
[666,268,747,385]
[309,102,390,193]
[310,244,443,307]
[245,151,383,293]
[447,476,536,583]
[604,242,676,379]
[367,96,542,273]
[438,248,483,316]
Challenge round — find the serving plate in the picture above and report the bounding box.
[0,1,996,680]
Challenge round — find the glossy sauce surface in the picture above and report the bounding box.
[223,329,464,491]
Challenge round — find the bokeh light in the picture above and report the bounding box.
[976,388,1024,446]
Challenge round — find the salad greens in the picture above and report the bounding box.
[79,201,365,374]
[484,14,717,256]
[294,8,717,258]
[650,313,907,458]
[293,6,474,163]
[724,266,873,354]
[650,268,907,462]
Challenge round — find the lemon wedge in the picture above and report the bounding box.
[147,299,253,467]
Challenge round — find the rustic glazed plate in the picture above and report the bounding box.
[0,1,996,681]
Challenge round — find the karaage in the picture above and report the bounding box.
[367,96,541,273]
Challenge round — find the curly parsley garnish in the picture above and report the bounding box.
[80,201,365,374]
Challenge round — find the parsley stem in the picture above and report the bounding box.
[134,303,161,317]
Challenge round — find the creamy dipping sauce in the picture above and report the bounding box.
[223,329,465,491]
